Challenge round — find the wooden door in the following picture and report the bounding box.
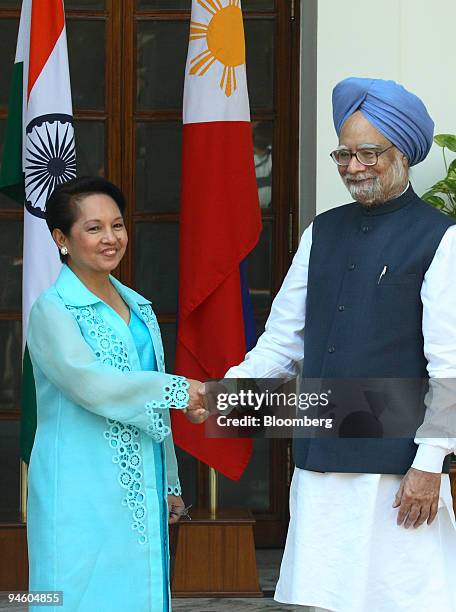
[0,0,301,549]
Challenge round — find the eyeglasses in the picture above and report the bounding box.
[330,144,394,166]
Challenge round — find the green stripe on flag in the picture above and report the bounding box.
[0,61,24,204]
[0,59,37,464]
[20,346,37,465]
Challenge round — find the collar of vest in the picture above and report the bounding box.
[356,183,416,216]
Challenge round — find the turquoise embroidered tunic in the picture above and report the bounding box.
[129,310,168,609]
[26,265,189,612]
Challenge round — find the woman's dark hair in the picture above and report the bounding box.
[45,176,127,262]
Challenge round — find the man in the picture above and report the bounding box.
[253,121,273,208]
[224,78,456,611]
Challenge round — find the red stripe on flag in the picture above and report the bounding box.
[177,269,246,379]
[28,0,65,99]
[178,121,261,321]
[172,349,252,482]
[174,120,261,480]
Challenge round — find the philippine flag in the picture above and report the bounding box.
[173,0,262,481]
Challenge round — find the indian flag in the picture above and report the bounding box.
[0,0,75,463]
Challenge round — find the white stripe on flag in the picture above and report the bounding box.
[183,0,251,124]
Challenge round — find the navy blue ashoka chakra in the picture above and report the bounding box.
[25,113,76,219]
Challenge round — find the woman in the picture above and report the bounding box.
[27,176,206,612]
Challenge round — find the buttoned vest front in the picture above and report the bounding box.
[293,186,455,474]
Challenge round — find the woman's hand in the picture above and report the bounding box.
[168,495,189,524]
[182,379,208,424]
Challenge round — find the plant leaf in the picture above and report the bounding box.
[422,195,446,208]
[433,134,456,152]
[444,178,456,193]
[447,158,456,180]
[422,190,438,200]
[422,188,447,199]
[429,180,451,193]
[429,179,456,194]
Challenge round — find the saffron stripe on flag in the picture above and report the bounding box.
[28,0,64,98]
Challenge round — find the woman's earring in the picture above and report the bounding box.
[60,246,68,256]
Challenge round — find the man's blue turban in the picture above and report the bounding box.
[332,77,434,167]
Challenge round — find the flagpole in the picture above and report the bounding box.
[209,467,218,518]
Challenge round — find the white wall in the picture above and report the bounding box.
[308,0,456,218]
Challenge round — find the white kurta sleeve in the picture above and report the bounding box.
[28,293,190,438]
[412,224,456,473]
[225,223,312,379]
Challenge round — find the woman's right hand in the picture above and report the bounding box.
[182,379,209,424]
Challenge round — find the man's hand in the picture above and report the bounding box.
[393,467,441,528]
[182,379,208,424]
[168,495,187,524]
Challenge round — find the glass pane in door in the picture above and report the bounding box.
[0,420,20,519]
[135,222,179,312]
[160,322,177,373]
[66,0,105,7]
[0,120,22,209]
[243,0,274,8]
[246,221,272,312]
[0,320,22,412]
[137,21,188,110]
[74,120,105,177]
[136,122,182,212]
[0,18,19,108]
[244,19,274,110]
[252,121,273,209]
[137,0,190,8]
[0,220,23,311]
[137,0,274,11]
[67,19,105,110]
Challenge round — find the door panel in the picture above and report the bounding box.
[0,0,300,547]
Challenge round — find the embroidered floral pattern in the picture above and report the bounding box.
[144,377,189,442]
[167,483,182,496]
[139,304,166,372]
[67,305,132,371]
[103,420,148,544]
[138,303,159,330]
[144,405,171,442]
[138,307,186,509]
[66,303,185,545]
[164,376,190,408]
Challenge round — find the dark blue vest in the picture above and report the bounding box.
[293,185,455,474]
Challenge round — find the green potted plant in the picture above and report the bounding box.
[422,134,456,219]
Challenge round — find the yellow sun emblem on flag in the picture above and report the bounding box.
[189,0,246,98]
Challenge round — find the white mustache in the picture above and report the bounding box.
[344,173,377,182]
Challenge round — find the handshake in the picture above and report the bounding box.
[182,379,210,424]
[180,379,236,424]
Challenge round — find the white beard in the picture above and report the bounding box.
[343,155,409,206]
